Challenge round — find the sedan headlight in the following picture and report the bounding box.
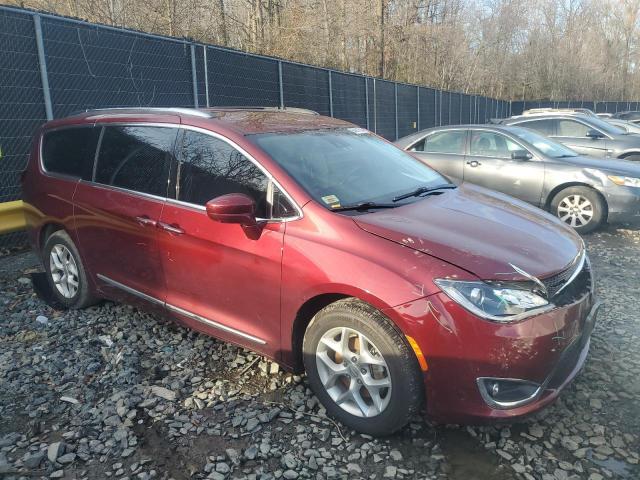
[434,279,551,322]
[608,175,640,187]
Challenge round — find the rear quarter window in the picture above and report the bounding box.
[41,127,100,179]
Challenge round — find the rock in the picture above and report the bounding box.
[57,453,76,464]
[24,452,45,469]
[50,470,64,478]
[389,449,403,461]
[384,465,397,478]
[150,386,176,401]
[48,442,65,463]
[216,462,230,474]
[244,444,258,460]
[590,398,603,409]
[529,425,544,438]
[347,463,362,474]
[245,417,259,431]
[36,315,49,325]
[283,470,298,479]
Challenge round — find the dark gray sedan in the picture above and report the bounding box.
[395,125,640,233]
[500,113,640,161]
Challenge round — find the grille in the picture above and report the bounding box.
[543,259,582,298]
[544,257,592,306]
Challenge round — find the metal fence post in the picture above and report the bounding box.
[373,78,377,134]
[203,46,210,107]
[416,86,420,131]
[33,14,53,120]
[328,70,334,117]
[190,44,198,108]
[364,77,370,130]
[394,83,399,140]
[278,61,284,109]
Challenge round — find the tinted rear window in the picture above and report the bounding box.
[42,127,99,179]
[95,126,177,197]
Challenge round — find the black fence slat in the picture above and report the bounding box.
[282,62,330,116]
[374,79,396,140]
[396,84,417,138]
[331,72,367,128]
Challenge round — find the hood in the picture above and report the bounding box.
[556,155,640,177]
[353,183,583,281]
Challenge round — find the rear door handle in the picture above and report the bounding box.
[466,160,481,167]
[157,221,185,235]
[135,215,157,227]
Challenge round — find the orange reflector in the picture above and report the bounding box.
[406,335,428,372]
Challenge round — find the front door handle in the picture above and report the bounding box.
[135,215,157,227]
[157,221,185,235]
[466,160,481,167]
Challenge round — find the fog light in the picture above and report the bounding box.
[477,377,541,409]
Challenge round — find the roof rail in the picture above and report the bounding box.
[74,107,214,118]
[205,106,319,115]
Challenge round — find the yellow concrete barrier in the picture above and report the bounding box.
[0,200,26,234]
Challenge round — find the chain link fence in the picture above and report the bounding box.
[4,5,635,249]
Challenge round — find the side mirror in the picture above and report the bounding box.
[586,129,604,139]
[511,150,532,160]
[206,193,257,226]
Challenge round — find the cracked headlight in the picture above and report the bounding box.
[608,175,640,188]
[434,279,551,322]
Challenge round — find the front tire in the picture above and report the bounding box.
[43,230,98,309]
[550,186,605,234]
[302,299,423,436]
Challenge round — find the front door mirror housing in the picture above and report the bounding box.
[511,150,532,160]
[206,193,257,226]
[586,129,604,139]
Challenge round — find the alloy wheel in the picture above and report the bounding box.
[557,194,594,228]
[49,244,79,298]
[315,326,392,418]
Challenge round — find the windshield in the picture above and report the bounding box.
[251,129,446,209]
[509,127,579,158]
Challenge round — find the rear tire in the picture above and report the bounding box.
[550,186,605,234]
[43,230,98,309]
[302,299,423,436]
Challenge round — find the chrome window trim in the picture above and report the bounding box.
[78,179,168,203]
[96,273,267,345]
[80,122,303,223]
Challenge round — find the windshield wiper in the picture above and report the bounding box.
[392,183,456,202]
[330,201,398,212]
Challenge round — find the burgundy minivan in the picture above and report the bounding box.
[22,107,599,435]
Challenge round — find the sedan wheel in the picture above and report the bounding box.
[557,194,594,228]
[551,186,605,234]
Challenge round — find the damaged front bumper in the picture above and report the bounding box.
[388,289,600,424]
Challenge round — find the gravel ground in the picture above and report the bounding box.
[0,227,639,480]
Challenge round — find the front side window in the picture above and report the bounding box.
[178,131,269,218]
[510,127,578,158]
[557,120,590,137]
[469,131,522,158]
[422,130,466,154]
[251,129,446,209]
[42,127,100,179]
[95,126,177,197]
